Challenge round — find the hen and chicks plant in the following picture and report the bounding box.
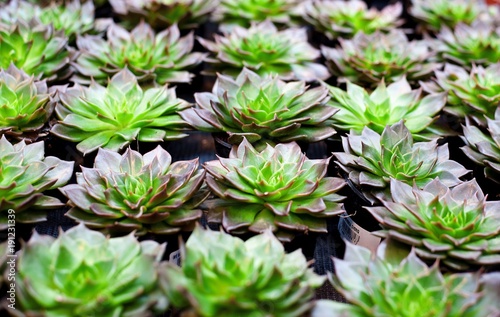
[0,21,75,82]
[334,121,468,203]
[0,136,73,230]
[312,240,500,316]
[199,21,329,82]
[0,64,55,142]
[61,146,208,236]
[73,22,205,85]
[322,30,438,86]
[160,227,325,317]
[324,77,446,140]
[204,139,345,241]
[11,224,168,317]
[367,178,500,270]
[51,69,191,155]
[303,0,403,39]
[182,68,337,149]
[109,0,218,30]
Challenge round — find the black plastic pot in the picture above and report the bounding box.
[212,132,233,158]
[324,135,344,177]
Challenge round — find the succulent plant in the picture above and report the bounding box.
[72,22,206,85]
[461,109,500,183]
[434,22,500,68]
[0,20,75,82]
[410,0,493,32]
[312,240,500,317]
[199,21,329,82]
[213,0,301,31]
[51,69,191,155]
[323,77,446,140]
[334,121,469,204]
[303,0,403,40]
[422,63,500,126]
[0,0,98,39]
[160,226,325,317]
[61,146,208,236]
[322,30,438,87]
[367,178,500,270]
[11,224,168,317]
[204,139,345,241]
[110,0,218,30]
[181,68,337,149]
[0,64,55,142]
[0,136,73,230]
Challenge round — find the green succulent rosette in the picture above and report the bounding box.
[0,64,55,142]
[199,21,329,82]
[434,22,500,68]
[61,146,208,236]
[0,20,75,82]
[324,77,447,140]
[0,136,73,230]
[0,0,100,39]
[422,63,500,126]
[322,30,438,87]
[109,0,218,30]
[303,0,403,39]
[51,69,192,155]
[312,240,500,317]
[334,121,469,204]
[367,178,500,270]
[160,226,326,317]
[204,139,345,241]
[9,224,168,317]
[72,22,206,85]
[213,0,301,31]
[461,109,500,183]
[410,0,494,32]
[181,68,337,149]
